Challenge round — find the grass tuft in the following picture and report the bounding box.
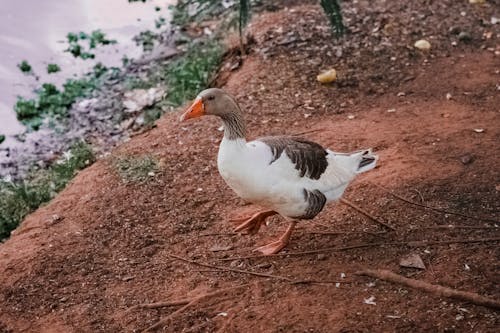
[114,155,160,184]
[0,142,95,240]
[163,39,223,106]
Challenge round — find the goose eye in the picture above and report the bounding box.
[207,95,215,101]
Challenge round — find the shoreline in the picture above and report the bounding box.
[0,1,229,239]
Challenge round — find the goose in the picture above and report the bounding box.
[180,88,378,255]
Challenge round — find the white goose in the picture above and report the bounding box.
[180,88,378,255]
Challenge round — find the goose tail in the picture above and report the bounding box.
[356,149,378,174]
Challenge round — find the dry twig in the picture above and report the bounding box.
[198,232,238,237]
[168,254,359,286]
[371,183,499,223]
[218,242,402,261]
[168,253,293,281]
[306,230,387,237]
[139,284,249,332]
[290,279,354,285]
[340,198,396,231]
[356,269,500,310]
[417,225,499,230]
[405,237,500,247]
[218,237,500,261]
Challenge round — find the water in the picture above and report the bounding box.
[0,0,174,139]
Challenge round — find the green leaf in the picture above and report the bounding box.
[18,60,32,73]
[47,63,61,74]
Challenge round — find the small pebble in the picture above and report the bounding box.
[317,69,337,83]
[414,39,431,51]
[460,154,474,165]
[458,31,472,42]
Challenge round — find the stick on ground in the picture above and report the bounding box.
[371,183,499,223]
[168,253,293,281]
[356,269,500,310]
[140,284,249,332]
[218,237,500,261]
[340,198,396,231]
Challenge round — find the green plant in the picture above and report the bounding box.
[92,63,108,77]
[15,72,100,130]
[0,142,95,240]
[124,37,223,124]
[65,30,117,59]
[122,55,130,67]
[114,155,160,183]
[47,63,61,74]
[133,30,158,52]
[171,0,225,27]
[0,135,5,144]
[172,0,344,37]
[124,76,155,90]
[14,98,39,120]
[0,180,52,240]
[163,39,223,106]
[48,141,95,191]
[155,16,167,29]
[18,60,32,73]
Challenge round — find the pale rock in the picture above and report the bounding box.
[414,39,431,51]
[400,253,426,269]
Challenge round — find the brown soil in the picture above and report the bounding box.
[1,1,499,332]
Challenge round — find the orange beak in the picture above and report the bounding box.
[180,98,205,122]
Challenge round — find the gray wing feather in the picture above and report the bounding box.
[258,136,328,180]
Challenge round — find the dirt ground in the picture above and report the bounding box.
[1,1,499,332]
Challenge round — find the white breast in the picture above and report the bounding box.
[217,137,360,218]
[217,138,312,217]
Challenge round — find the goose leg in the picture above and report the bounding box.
[254,221,297,255]
[231,210,277,235]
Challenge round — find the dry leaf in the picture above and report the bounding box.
[400,254,426,269]
[209,245,233,252]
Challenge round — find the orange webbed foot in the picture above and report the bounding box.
[254,239,288,255]
[253,221,297,255]
[230,210,277,235]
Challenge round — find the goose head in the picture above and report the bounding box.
[179,88,242,122]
